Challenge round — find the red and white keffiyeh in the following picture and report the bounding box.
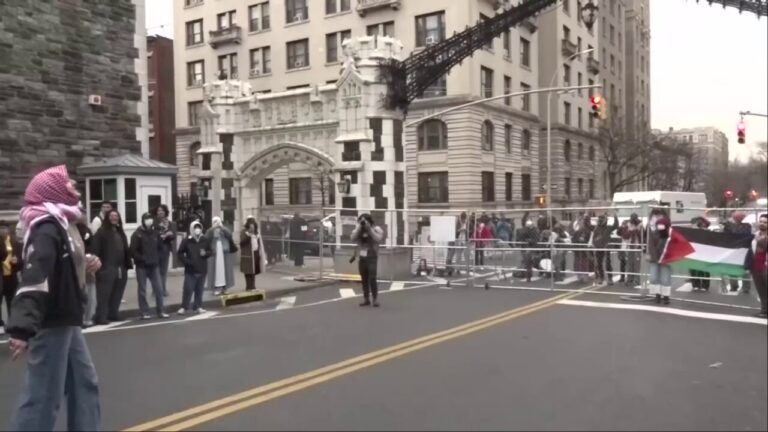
[19,165,82,243]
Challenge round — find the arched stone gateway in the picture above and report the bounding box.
[239,142,334,184]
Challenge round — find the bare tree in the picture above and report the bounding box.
[596,126,671,195]
[311,165,334,208]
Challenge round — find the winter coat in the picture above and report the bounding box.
[178,233,212,275]
[239,229,268,275]
[590,218,619,248]
[92,225,132,271]
[205,226,237,289]
[130,226,163,268]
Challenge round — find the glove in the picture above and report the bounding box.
[349,256,356,264]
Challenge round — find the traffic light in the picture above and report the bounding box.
[536,195,546,207]
[590,95,607,120]
[724,188,735,200]
[737,121,746,144]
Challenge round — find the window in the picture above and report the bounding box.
[521,174,532,201]
[482,172,495,202]
[503,31,511,58]
[124,178,137,224]
[249,2,270,32]
[698,134,708,143]
[589,179,595,199]
[217,53,238,79]
[577,0,582,23]
[287,39,309,69]
[618,32,622,51]
[578,178,584,196]
[588,78,594,97]
[563,0,570,14]
[481,120,494,151]
[325,0,350,14]
[522,129,531,151]
[563,102,571,125]
[564,139,572,162]
[188,101,202,126]
[264,178,274,205]
[610,24,615,45]
[249,47,271,75]
[563,64,571,86]
[187,60,204,86]
[326,30,351,63]
[423,74,447,97]
[577,36,582,53]
[480,14,493,50]
[610,54,615,73]
[504,124,512,153]
[503,75,512,106]
[577,108,583,129]
[577,72,582,95]
[415,11,445,47]
[418,172,449,203]
[520,37,531,67]
[577,142,583,160]
[367,21,394,37]
[286,0,307,23]
[505,173,513,201]
[564,177,571,198]
[88,178,118,223]
[289,177,312,205]
[417,120,447,151]
[217,10,236,30]
[602,17,606,36]
[563,25,570,42]
[185,19,203,46]
[481,67,493,98]
[521,82,531,111]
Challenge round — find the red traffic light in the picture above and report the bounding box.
[737,121,746,144]
[737,121,746,132]
[590,95,602,105]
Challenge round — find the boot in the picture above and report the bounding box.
[662,296,670,305]
[359,298,371,307]
[655,294,661,304]
[372,299,380,308]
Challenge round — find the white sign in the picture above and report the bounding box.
[430,216,456,242]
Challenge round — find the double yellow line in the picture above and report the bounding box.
[125,289,586,431]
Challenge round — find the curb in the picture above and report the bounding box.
[115,279,337,318]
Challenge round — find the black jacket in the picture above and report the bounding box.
[7,218,85,340]
[92,226,132,270]
[177,234,212,275]
[130,226,163,268]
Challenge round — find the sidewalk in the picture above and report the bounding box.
[118,263,335,318]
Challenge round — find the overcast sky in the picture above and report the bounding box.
[145,0,768,161]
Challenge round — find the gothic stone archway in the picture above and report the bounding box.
[237,142,335,224]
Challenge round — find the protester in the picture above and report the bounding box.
[290,213,307,267]
[240,216,267,291]
[350,213,384,307]
[177,220,212,315]
[647,210,672,305]
[496,216,513,247]
[92,210,131,324]
[517,214,540,282]
[154,204,177,298]
[446,212,471,276]
[131,212,168,319]
[590,214,619,285]
[89,200,113,233]
[6,165,101,431]
[75,215,96,327]
[750,214,768,318]
[550,222,571,282]
[689,216,712,292]
[1,223,23,329]
[473,219,493,269]
[618,213,643,287]
[206,216,237,296]
[723,211,753,293]
[572,215,594,282]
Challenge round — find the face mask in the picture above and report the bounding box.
[143,219,153,228]
[193,228,202,236]
[656,224,667,231]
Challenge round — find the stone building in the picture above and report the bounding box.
[0,0,147,219]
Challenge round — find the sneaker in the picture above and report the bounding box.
[196,308,207,314]
[177,308,187,315]
[213,290,222,296]
[662,296,670,305]
[359,299,371,307]
[159,313,170,319]
[140,314,152,320]
[372,300,380,308]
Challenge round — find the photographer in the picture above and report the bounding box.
[350,214,384,307]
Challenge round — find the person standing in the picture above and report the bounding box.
[75,216,96,327]
[240,217,267,291]
[91,210,131,325]
[89,200,112,233]
[154,204,177,298]
[1,223,22,329]
[206,216,237,296]
[723,211,753,293]
[131,212,168,319]
[550,223,571,282]
[750,214,768,318]
[351,214,384,307]
[618,213,643,287]
[689,216,712,292]
[517,217,540,282]
[647,211,673,305]
[7,165,101,431]
[572,216,594,282]
[177,221,212,315]
[446,212,471,276]
[473,220,493,269]
[290,213,307,267]
[589,214,619,285]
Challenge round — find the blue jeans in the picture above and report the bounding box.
[649,262,672,286]
[159,245,171,296]
[182,273,206,311]
[136,265,165,316]
[11,327,100,431]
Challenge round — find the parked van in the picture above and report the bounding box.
[612,191,707,225]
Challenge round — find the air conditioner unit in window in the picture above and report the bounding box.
[425,36,436,45]
[193,79,204,86]
[294,59,305,68]
[250,68,260,76]
[87,95,102,106]
[294,13,304,21]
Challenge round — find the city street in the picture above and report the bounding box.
[0,270,765,431]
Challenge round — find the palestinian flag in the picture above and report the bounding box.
[660,227,752,277]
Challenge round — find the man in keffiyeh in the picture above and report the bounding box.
[6,165,102,431]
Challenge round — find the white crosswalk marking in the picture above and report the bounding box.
[389,282,404,291]
[185,311,219,321]
[339,288,356,298]
[427,276,447,285]
[555,276,579,285]
[276,296,296,310]
[676,283,693,293]
[83,321,128,333]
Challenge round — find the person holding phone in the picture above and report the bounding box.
[350,214,384,307]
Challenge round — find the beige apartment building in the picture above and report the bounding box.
[624,0,651,139]
[174,0,548,218]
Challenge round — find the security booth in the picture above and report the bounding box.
[77,153,177,238]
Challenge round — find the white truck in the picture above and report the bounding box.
[612,191,707,225]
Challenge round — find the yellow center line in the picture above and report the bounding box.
[125,289,588,432]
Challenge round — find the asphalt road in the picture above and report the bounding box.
[0,276,765,431]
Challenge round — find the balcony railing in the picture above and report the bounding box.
[341,151,361,162]
[356,0,401,16]
[587,57,600,74]
[209,25,242,48]
[561,38,577,56]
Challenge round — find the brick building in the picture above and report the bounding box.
[147,35,176,166]
[0,0,147,218]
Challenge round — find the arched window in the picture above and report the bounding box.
[564,139,572,162]
[588,145,595,161]
[577,142,583,160]
[189,142,201,167]
[481,120,494,151]
[521,129,531,151]
[417,120,448,151]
